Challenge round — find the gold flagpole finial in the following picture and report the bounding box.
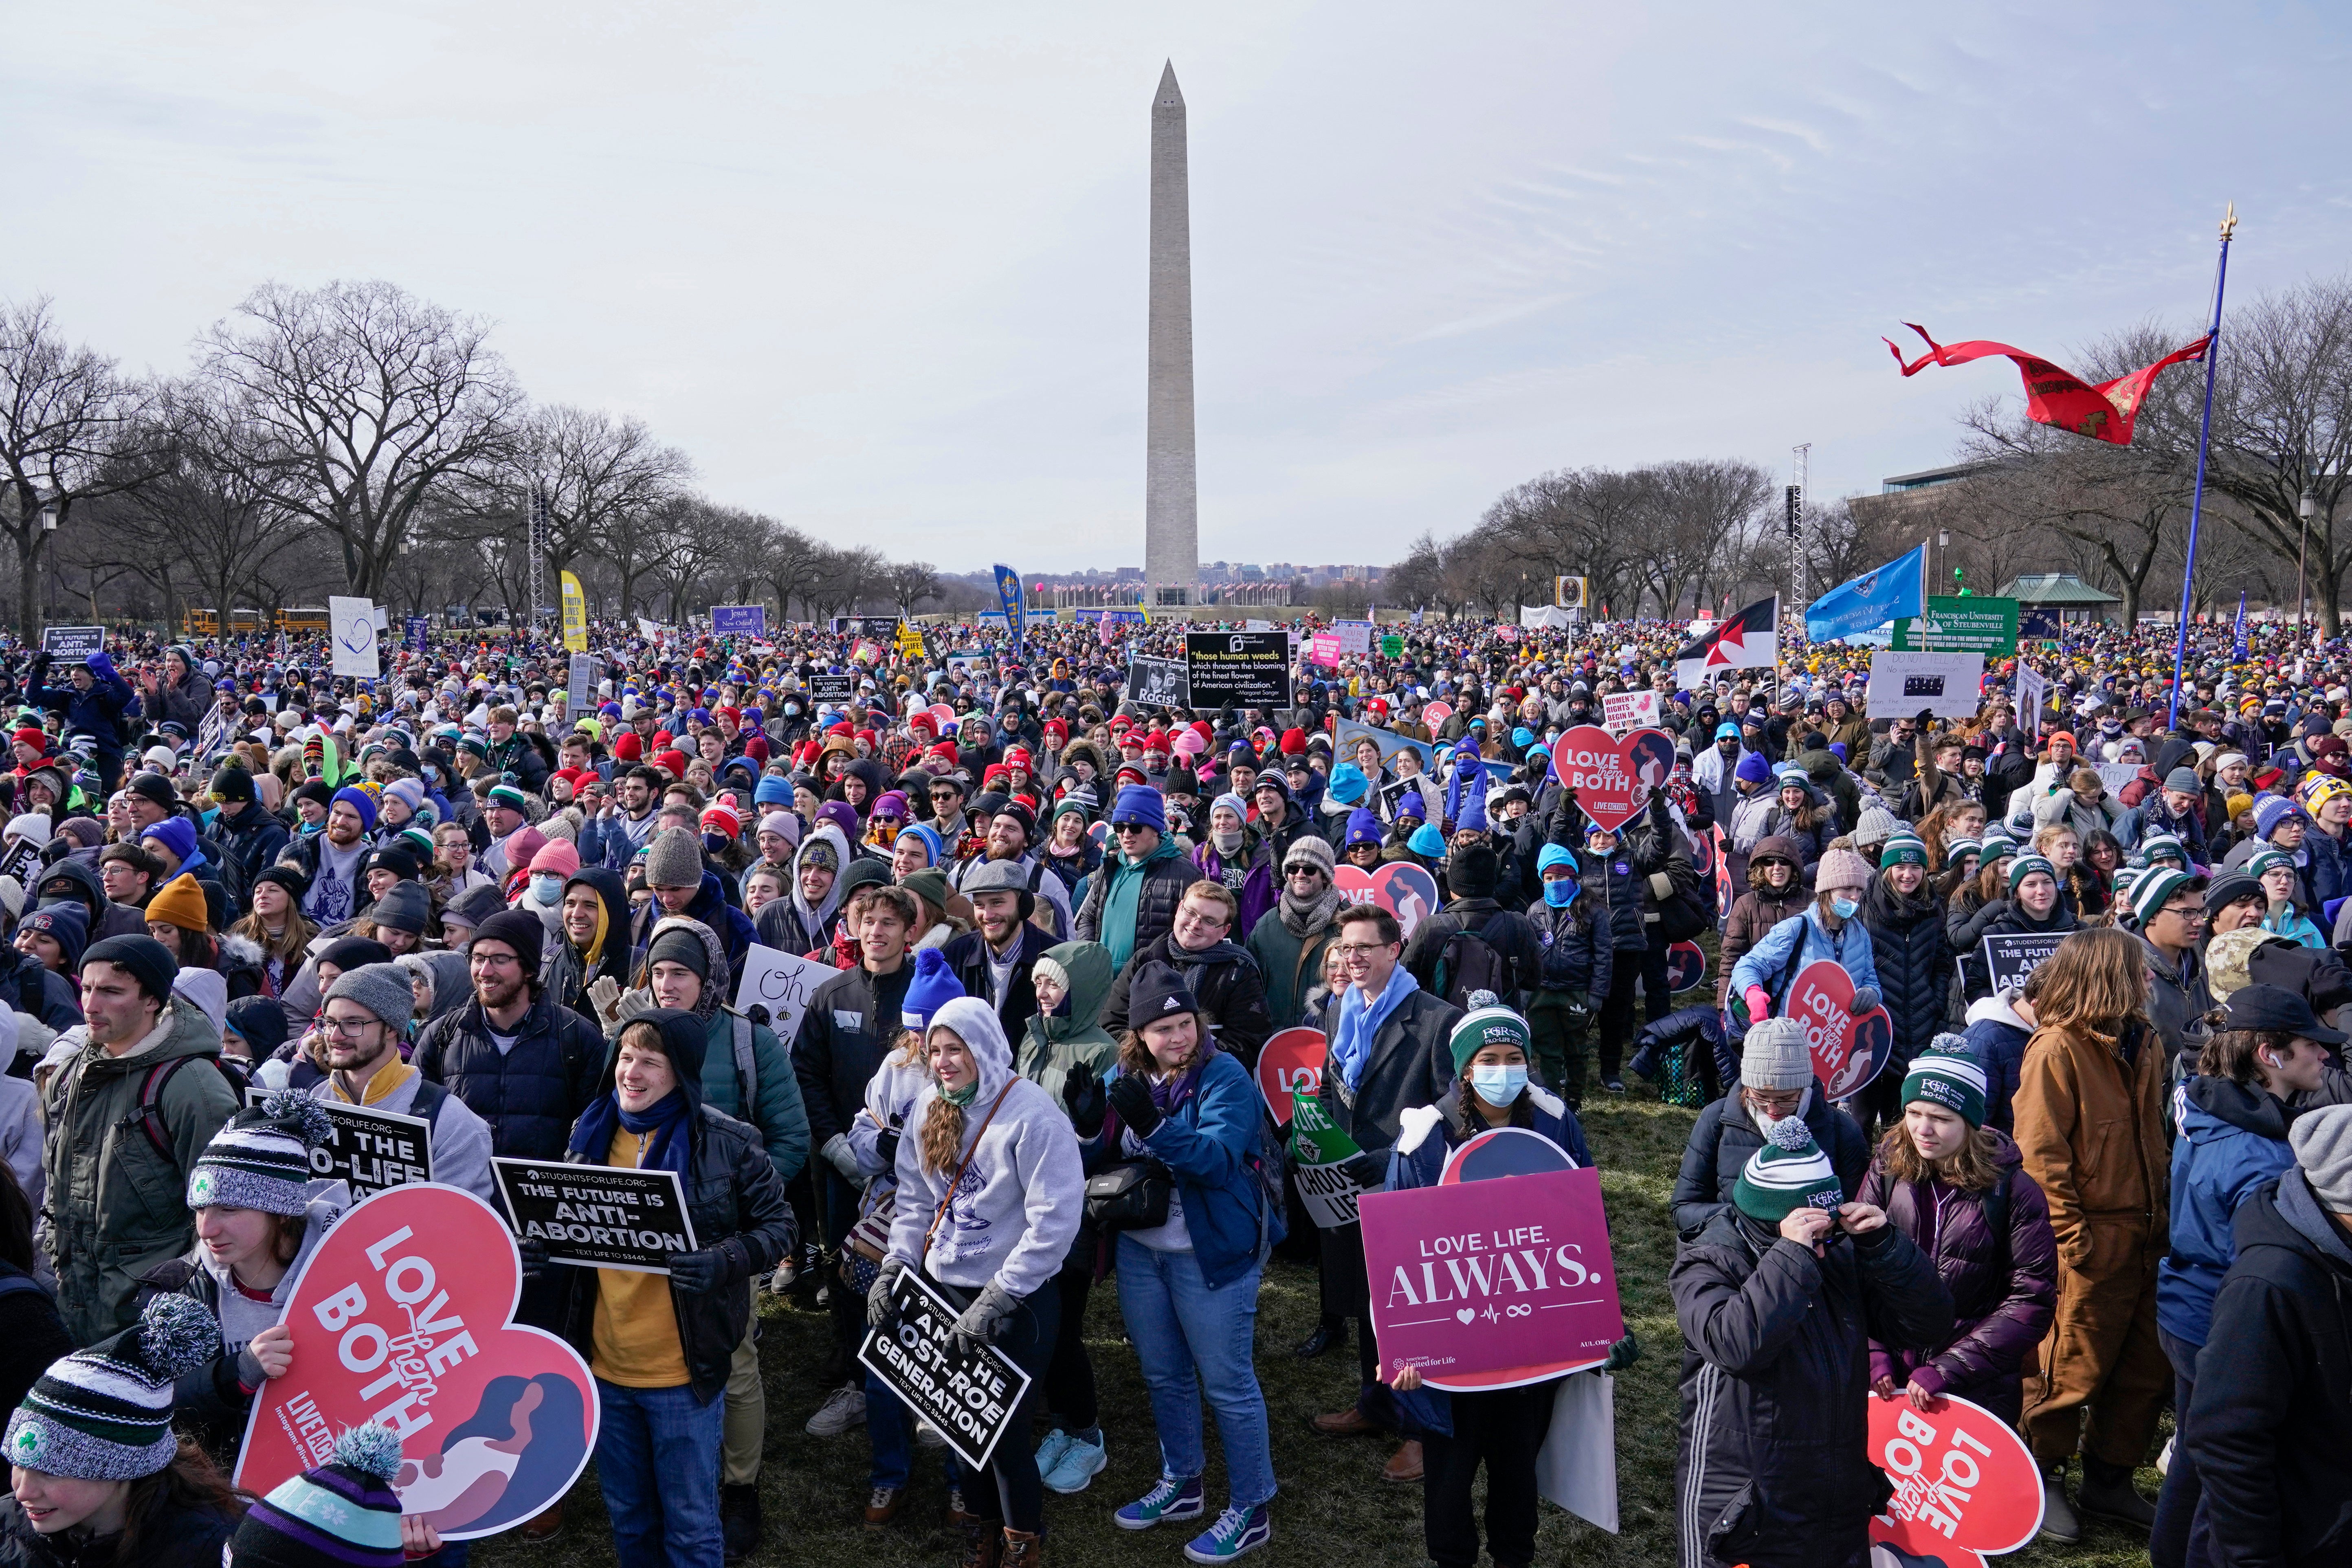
[2220,202,2238,242]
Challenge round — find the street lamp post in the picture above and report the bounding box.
[2298,486,2316,642]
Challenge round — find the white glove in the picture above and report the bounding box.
[822,1133,863,1183]
[587,976,624,1023]
[613,988,657,1025]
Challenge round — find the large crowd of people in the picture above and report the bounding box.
[0,603,2342,1567]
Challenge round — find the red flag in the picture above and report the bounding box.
[1884,324,2211,446]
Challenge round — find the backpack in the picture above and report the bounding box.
[1433,913,1517,1010]
[132,1053,247,1162]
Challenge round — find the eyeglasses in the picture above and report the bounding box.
[319,1015,378,1039]
[2161,904,2208,924]
[1333,942,1394,958]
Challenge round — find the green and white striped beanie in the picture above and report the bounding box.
[186,1091,332,1215]
[1733,1113,1844,1223]
[6,1294,217,1479]
[1901,1034,1988,1128]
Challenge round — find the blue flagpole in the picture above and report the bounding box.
[2169,205,2239,730]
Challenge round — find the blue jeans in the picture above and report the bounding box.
[866,1366,911,1490]
[1115,1234,1277,1509]
[594,1379,725,1568]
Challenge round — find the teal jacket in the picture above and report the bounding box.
[699,1009,809,1185]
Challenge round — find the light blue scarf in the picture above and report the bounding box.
[1331,965,1420,1094]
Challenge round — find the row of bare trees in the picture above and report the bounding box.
[0,282,958,636]
[1396,273,2352,633]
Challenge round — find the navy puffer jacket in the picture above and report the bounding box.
[1858,876,1952,1073]
[413,990,606,1159]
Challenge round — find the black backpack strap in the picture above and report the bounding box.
[135,1057,193,1163]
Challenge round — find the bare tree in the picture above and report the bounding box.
[194,280,521,596]
[1633,459,1774,618]
[886,559,943,617]
[485,404,692,578]
[0,299,168,634]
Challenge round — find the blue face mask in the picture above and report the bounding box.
[1543,878,1579,908]
[1469,1064,1528,1107]
[530,873,564,905]
[1831,896,1859,919]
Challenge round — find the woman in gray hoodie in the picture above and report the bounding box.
[874,996,1084,1568]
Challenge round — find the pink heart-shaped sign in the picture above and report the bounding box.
[1334,862,1441,940]
[1787,960,1893,1100]
[1547,725,1676,832]
[235,1183,598,1541]
[1868,1391,2043,1558]
[1422,701,1454,730]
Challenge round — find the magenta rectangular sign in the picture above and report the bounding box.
[1359,1166,1624,1391]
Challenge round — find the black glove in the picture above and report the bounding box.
[1064,1063,1107,1138]
[666,1238,744,1293]
[874,1127,901,1174]
[1915,708,1934,729]
[1106,1072,1160,1137]
[517,1236,549,1281]
[1340,1150,1387,1190]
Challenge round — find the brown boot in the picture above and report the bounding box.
[1381,1439,1425,1482]
[1000,1526,1043,1566]
[517,1500,566,1542]
[958,1521,1005,1568]
[1310,1406,1379,1437]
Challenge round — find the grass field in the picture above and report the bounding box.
[473,1084,2164,1567]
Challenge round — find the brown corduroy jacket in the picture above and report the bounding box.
[2011,1017,2170,1269]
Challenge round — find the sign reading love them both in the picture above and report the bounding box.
[234,1183,597,1542]
[1868,1392,2045,1562]
[1545,725,1674,832]
[1788,959,1894,1101]
[1361,1141,1624,1393]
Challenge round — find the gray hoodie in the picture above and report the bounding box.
[300,1070,497,1205]
[885,995,1084,1300]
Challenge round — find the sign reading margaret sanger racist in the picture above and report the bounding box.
[492,1160,696,1275]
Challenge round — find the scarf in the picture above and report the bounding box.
[1331,965,1419,1093]
[335,1057,417,1108]
[567,1086,693,1178]
[1277,882,1343,939]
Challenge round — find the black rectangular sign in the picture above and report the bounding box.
[858,1270,1034,1471]
[493,1158,697,1275]
[1124,656,1190,708]
[246,1089,432,1201]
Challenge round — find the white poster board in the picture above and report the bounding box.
[731,943,836,1047]
[2015,665,2047,739]
[1334,619,1374,655]
[328,596,379,679]
[1535,1370,1618,1533]
[1601,690,1660,734]
[1865,651,1984,719]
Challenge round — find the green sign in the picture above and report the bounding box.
[1379,634,1404,658]
[1289,1095,1362,1166]
[1894,596,2018,655]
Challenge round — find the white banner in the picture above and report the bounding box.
[328,596,378,679]
[1865,651,1984,719]
[731,943,836,1047]
[1334,619,1374,655]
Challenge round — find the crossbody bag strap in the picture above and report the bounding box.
[921,1081,1016,1258]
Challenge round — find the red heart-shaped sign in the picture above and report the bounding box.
[1868,1391,2043,1558]
[1787,960,1893,1100]
[1333,862,1442,940]
[1255,1026,1327,1124]
[235,1183,598,1541]
[1547,725,1675,832]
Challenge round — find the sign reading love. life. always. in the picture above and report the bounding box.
[1788,960,1894,1101]
[1334,861,1440,941]
[1546,725,1675,831]
[1361,1164,1624,1392]
[234,1183,597,1542]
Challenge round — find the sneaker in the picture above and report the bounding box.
[1602,1077,1626,1094]
[915,1415,947,1449]
[2156,1436,2173,1477]
[1115,1474,1205,1531]
[805,1384,866,1437]
[1183,1503,1271,1563]
[864,1486,902,1526]
[946,1487,980,1528]
[1034,1428,1073,1476]
[1043,1431,1107,1493]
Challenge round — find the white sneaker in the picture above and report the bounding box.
[805,1384,866,1437]
[2157,1436,2173,1477]
[914,1416,947,1449]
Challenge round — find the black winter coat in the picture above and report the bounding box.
[1315,985,1463,1155]
[413,990,605,1159]
[1524,897,1614,1002]
[942,921,1058,1051]
[791,961,915,1150]
[1100,932,1274,1067]
[1670,1080,1870,1240]
[1859,879,1952,1069]
[1670,1210,1953,1568]
[557,1102,797,1401]
[2182,1170,2352,1567]
[211,800,288,911]
[1400,895,1545,1002]
[0,1492,235,1568]
[1953,896,2078,1003]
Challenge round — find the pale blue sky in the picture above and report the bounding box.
[8,2,2348,574]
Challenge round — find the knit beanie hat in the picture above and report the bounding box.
[2164,766,2203,795]
[1109,784,1166,833]
[901,946,966,1032]
[2289,1103,2352,1209]
[140,816,198,869]
[381,776,425,816]
[2253,794,2304,839]
[1900,1035,1988,1128]
[1208,792,1249,828]
[330,785,378,833]
[2246,847,2295,879]
[1814,847,1873,895]
[1127,962,1201,1025]
[1449,1003,1532,1075]
[1878,831,1928,869]
[1734,1113,1845,1222]
[471,908,546,976]
[1739,1016,1812,1092]
[2139,833,2187,866]
[2006,853,2056,894]
[16,904,86,971]
[81,932,178,1005]
[647,924,712,980]
[188,1090,332,1214]
[2128,866,2193,930]
[369,879,431,937]
[209,764,257,804]
[1854,805,1899,847]
[325,962,418,1035]
[1734,750,1774,785]
[227,1422,408,1567]
[1408,822,1446,858]
[1345,809,1383,847]
[1978,825,2016,858]
[486,783,530,816]
[644,825,704,889]
[5,1293,217,1480]
[1283,831,1336,876]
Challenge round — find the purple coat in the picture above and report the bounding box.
[1189,838,1275,942]
[1857,1129,2057,1423]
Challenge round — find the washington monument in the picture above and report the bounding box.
[1144,61,1198,603]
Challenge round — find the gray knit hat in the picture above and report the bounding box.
[2290,1103,2352,1209]
[1854,805,1900,847]
[327,961,420,1034]
[1282,831,1336,876]
[187,1090,332,1214]
[6,1293,218,1478]
[1741,1016,1812,1092]
[644,825,704,889]
[369,879,431,936]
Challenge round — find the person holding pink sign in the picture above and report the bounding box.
[1381,1003,1591,1568]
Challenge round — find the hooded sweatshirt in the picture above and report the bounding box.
[1015,941,1119,1105]
[2157,1073,2299,1347]
[761,822,851,955]
[885,996,1084,1300]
